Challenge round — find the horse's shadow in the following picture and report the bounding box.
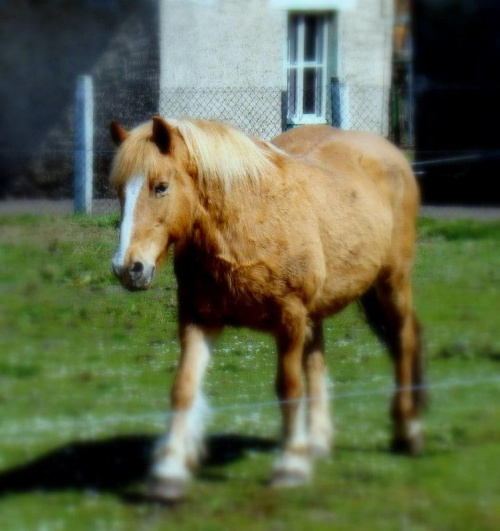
[0,434,277,502]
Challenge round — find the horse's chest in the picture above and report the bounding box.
[175,258,281,328]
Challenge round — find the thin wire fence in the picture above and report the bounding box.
[2,375,499,440]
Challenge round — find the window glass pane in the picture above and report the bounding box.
[288,14,299,65]
[304,15,323,63]
[303,68,323,116]
[287,69,297,119]
[315,68,323,115]
[316,17,324,63]
[303,68,316,114]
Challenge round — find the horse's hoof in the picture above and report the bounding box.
[270,451,312,488]
[148,477,188,503]
[309,441,331,459]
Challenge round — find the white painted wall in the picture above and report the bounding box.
[340,0,394,133]
[160,0,285,89]
[159,0,286,138]
[159,0,393,137]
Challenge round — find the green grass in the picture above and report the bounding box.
[0,214,499,530]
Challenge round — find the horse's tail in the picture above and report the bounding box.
[359,287,427,410]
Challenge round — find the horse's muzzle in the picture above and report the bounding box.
[112,260,155,291]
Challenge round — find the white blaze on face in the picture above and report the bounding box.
[113,175,145,267]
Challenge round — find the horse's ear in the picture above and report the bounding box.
[151,116,172,155]
[110,120,129,147]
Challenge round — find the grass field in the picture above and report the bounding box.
[1,213,499,530]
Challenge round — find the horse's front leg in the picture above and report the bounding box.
[150,323,217,501]
[271,308,312,487]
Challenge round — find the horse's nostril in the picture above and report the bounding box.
[130,261,144,274]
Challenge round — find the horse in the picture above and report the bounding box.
[109,116,424,501]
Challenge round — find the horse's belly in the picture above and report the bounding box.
[311,265,379,318]
[311,212,393,317]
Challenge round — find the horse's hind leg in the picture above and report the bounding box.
[303,320,334,458]
[271,303,312,487]
[362,277,425,455]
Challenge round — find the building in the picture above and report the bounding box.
[160,0,394,139]
[0,0,159,198]
[413,0,500,204]
[1,0,394,199]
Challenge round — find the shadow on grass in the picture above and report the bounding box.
[0,434,277,501]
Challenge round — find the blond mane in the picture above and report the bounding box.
[110,118,276,192]
[174,118,275,191]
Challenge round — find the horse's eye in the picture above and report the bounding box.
[155,183,169,196]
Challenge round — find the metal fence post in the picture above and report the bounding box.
[74,75,94,214]
[331,77,341,127]
[331,77,350,129]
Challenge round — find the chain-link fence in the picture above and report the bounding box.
[1,80,413,214]
[390,80,414,151]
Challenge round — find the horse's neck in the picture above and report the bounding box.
[176,171,287,267]
[175,199,228,258]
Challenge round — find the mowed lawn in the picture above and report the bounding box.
[0,213,499,530]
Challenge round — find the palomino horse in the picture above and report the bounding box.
[109,117,424,500]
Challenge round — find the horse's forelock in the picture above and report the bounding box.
[110,122,161,191]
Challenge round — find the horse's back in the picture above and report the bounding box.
[272,125,407,169]
[273,125,419,213]
[272,125,420,313]
[273,125,419,241]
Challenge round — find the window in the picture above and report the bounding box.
[287,13,331,125]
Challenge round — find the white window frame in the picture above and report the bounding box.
[287,13,330,125]
[271,0,356,9]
